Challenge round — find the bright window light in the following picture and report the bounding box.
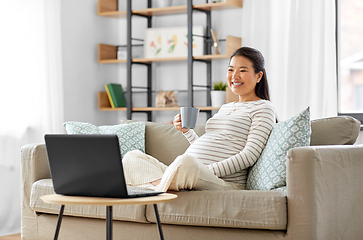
[339,0,363,114]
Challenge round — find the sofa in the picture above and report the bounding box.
[21,116,363,240]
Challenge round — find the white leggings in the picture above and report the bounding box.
[122,150,242,192]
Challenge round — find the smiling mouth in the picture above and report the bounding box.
[232,82,243,86]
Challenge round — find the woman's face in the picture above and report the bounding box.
[226,55,263,102]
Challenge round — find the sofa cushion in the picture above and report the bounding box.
[30,179,148,223]
[310,116,361,145]
[144,122,205,166]
[246,107,311,190]
[145,190,287,230]
[63,121,145,157]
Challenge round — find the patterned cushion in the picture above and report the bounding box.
[63,122,145,157]
[246,107,311,190]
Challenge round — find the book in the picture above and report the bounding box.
[105,84,126,108]
[105,84,115,108]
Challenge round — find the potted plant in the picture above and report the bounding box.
[211,81,227,107]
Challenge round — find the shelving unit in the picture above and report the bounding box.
[97,1,243,18]
[97,0,243,120]
[98,91,220,111]
[98,36,241,64]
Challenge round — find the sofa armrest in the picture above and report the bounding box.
[20,143,51,235]
[286,145,363,240]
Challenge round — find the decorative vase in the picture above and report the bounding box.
[156,0,172,8]
[211,90,226,107]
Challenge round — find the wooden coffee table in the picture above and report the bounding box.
[40,193,177,240]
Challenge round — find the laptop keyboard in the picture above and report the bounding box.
[126,186,163,198]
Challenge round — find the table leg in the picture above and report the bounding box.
[106,206,113,240]
[153,204,165,240]
[54,205,65,240]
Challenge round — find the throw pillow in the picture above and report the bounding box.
[63,121,145,158]
[246,107,311,190]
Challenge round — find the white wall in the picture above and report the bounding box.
[61,0,242,125]
[62,0,122,125]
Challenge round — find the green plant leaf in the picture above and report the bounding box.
[168,44,175,53]
[212,81,227,91]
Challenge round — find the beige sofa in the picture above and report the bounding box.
[21,116,363,240]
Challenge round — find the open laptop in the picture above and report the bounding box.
[44,134,163,198]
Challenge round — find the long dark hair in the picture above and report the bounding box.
[229,47,271,101]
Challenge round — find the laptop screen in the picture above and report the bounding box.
[44,134,129,198]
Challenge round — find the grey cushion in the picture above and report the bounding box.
[144,122,205,165]
[130,115,360,167]
[30,179,148,223]
[145,189,287,230]
[310,116,361,145]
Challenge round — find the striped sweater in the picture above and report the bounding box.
[184,100,276,186]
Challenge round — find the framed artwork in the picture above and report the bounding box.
[144,26,204,58]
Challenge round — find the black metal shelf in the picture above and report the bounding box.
[98,0,243,120]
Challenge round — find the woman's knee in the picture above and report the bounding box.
[123,149,143,158]
[172,154,199,169]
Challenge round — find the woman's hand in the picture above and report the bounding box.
[173,113,190,133]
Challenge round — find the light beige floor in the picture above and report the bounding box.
[0,234,21,240]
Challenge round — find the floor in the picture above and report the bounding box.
[0,234,21,240]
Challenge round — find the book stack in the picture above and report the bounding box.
[105,83,127,108]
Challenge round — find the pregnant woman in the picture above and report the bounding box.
[123,47,276,192]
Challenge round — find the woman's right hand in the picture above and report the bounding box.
[173,113,190,133]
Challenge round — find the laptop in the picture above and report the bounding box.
[44,134,163,198]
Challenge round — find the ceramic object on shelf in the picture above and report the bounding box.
[211,90,226,107]
[156,0,172,8]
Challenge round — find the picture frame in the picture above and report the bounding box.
[144,26,204,59]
